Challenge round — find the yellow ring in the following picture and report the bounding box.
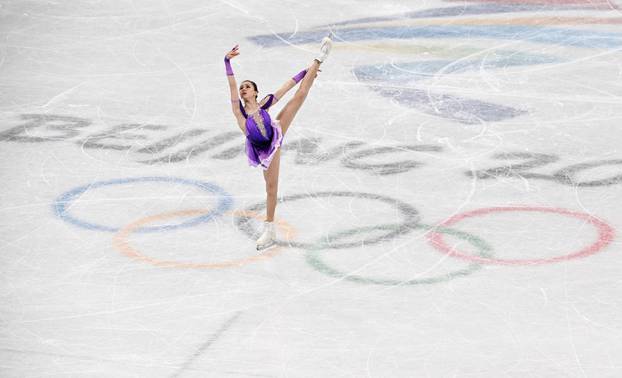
[112,209,296,269]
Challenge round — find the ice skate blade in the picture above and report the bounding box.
[256,240,277,252]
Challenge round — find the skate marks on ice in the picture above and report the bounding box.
[53,176,233,232]
[247,26,622,49]
[247,1,622,123]
[0,113,441,174]
[0,113,240,165]
[351,51,559,124]
[51,179,617,286]
[304,223,493,286]
[234,191,420,250]
[112,209,296,269]
[4,114,622,185]
[327,1,620,27]
[51,176,295,268]
[427,206,615,266]
[467,152,622,187]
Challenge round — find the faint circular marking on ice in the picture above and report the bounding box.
[427,206,615,265]
[113,209,296,269]
[234,191,420,249]
[305,224,493,286]
[53,177,232,233]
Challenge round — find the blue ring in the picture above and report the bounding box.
[53,177,232,233]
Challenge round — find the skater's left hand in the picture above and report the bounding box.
[225,45,240,60]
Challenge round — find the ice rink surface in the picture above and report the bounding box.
[1,0,622,376]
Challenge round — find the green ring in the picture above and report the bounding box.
[305,224,493,286]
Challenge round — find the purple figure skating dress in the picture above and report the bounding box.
[239,94,283,170]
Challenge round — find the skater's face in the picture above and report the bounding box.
[239,80,258,102]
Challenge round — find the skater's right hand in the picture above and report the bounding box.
[225,45,239,60]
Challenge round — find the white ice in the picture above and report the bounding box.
[1,0,622,377]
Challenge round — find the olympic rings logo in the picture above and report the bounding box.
[113,209,296,269]
[53,177,616,286]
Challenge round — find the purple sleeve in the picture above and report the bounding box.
[239,100,248,118]
[292,69,307,84]
[260,94,276,110]
[224,57,234,76]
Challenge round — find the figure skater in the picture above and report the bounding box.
[224,35,332,251]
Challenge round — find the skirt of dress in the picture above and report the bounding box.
[245,119,284,170]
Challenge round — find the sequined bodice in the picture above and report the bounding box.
[239,94,277,145]
[247,109,270,139]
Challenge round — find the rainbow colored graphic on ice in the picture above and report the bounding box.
[247,0,622,124]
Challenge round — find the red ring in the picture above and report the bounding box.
[426,206,615,265]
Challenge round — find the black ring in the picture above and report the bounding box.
[234,191,420,249]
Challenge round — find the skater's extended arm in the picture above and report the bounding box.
[224,45,246,134]
[260,68,309,109]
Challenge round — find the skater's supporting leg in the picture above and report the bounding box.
[263,149,281,222]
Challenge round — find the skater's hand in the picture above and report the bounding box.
[225,45,239,60]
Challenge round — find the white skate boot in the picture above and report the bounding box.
[315,34,333,63]
[256,221,276,251]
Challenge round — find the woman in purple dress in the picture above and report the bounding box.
[224,36,332,251]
